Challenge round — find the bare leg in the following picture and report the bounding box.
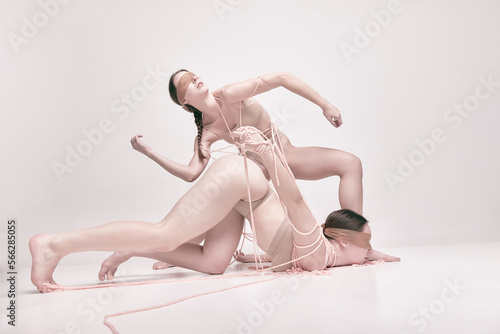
[151,233,206,270]
[234,128,328,270]
[30,156,268,292]
[99,210,244,279]
[283,144,363,214]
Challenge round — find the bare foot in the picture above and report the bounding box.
[152,261,174,270]
[98,252,132,281]
[29,234,64,293]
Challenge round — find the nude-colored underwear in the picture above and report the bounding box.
[266,218,294,272]
[267,220,338,272]
[233,186,273,217]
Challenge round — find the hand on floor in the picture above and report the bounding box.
[366,249,401,262]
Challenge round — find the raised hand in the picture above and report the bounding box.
[130,134,152,155]
[322,103,343,128]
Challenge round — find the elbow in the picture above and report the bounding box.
[184,172,199,183]
[180,169,199,183]
[277,71,293,85]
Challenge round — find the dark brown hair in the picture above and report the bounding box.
[323,209,368,237]
[169,69,206,159]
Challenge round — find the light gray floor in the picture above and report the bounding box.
[3,242,500,334]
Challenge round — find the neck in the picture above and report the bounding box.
[329,239,349,267]
[190,93,220,123]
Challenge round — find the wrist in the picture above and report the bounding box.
[320,99,332,111]
[143,147,154,158]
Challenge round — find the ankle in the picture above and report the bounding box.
[47,235,67,257]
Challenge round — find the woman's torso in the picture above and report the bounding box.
[254,193,288,252]
[248,192,335,271]
[201,98,335,269]
[203,98,282,145]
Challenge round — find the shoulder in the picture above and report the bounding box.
[212,90,253,109]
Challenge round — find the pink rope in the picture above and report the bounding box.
[103,275,281,334]
[42,76,382,333]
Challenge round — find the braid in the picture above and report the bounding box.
[186,104,205,159]
[168,69,206,159]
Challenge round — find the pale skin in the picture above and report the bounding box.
[30,132,398,292]
[132,70,363,269]
[98,129,399,281]
[133,71,363,213]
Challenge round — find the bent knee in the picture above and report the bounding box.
[206,265,227,275]
[202,256,230,275]
[340,154,363,178]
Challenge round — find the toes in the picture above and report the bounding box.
[98,265,108,281]
[40,283,61,293]
[98,269,105,281]
[43,283,63,293]
[99,266,115,281]
[152,261,173,270]
[107,269,116,280]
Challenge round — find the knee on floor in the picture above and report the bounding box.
[205,256,232,275]
[205,263,227,275]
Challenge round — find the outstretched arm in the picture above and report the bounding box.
[131,134,211,182]
[366,249,401,262]
[215,71,342,127]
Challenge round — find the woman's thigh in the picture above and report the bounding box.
[158,155,269,248]
[284,145,362,180]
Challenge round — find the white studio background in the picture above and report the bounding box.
[1,0,499,268]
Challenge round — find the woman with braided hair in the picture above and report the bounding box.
[131,69,363,213]
[98,127,399,283]
[29,126,399,293]
[128,69,367,270]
